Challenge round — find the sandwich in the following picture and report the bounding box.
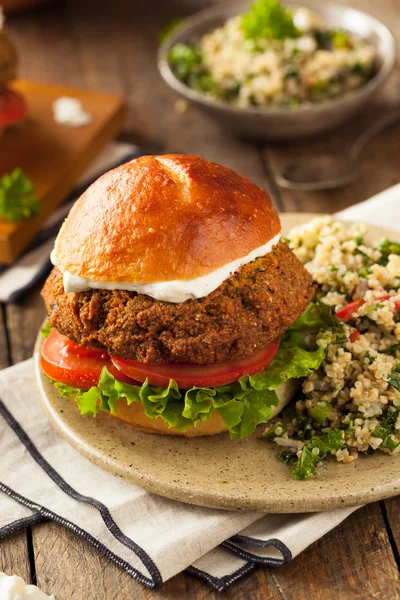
[0,10,26,133]
[40,154,323,439]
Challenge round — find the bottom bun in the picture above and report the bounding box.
[114,399,228,437]
[111,380,298,437]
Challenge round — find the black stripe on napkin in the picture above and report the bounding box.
[0,482,159,588]
[186,534,291,592]
[0,397,162,589]
[0,513,46,540]
[187,563,256,593]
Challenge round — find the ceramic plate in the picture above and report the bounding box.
[34,214,400,512]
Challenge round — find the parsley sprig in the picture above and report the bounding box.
[241,0,300,41]
[0,168,40,222]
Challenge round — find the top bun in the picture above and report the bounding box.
[53,154,281,283]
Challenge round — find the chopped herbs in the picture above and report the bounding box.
[382,344,400,356]
[365,303,384,316]
[377,238,400,265]
[263,421,287,439]
[278,450,298,465]
[350,63,366,76]
[372,426,399,452]
[0,169,40,222]
[330,30,350,50]
[290,430,345,480]
[309,402,331,424]
[168,44,202,81]
[388,369,400,392]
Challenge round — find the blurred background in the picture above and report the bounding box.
[2,0,400,214]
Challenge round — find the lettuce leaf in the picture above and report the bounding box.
[50,325,326,439]
[289,301,339,331]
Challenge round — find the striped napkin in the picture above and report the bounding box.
[0,175,399,591]
[0,142,141,303]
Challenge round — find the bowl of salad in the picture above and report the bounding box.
[158,0,396,140]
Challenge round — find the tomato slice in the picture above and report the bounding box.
[335,300,363,322]
[377,293,400,311]
[0,89,27,127]
[41,329,136,389]
[349,330,360,343]
[110,337,281,389]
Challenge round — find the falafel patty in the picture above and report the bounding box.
[42,241,315,364]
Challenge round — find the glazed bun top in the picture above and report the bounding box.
[53,154,281,283]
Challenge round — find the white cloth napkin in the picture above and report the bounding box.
[0,180,399,591]
[0,142,140,303]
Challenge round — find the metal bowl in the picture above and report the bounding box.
[158,0,396,141]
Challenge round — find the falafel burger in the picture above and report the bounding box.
[41,154,324,439]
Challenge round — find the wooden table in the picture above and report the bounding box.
[1,0,400,597]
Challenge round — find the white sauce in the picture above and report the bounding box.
[52,97,92,127]
[51,232,281,303]
[0,572,55,600]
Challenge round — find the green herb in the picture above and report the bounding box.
[168,44,202,80]
[263,421,287,439]
[382,344,400,356]
[291,430,345,480]
[365,303,384,316]
[354,247,369,260]
[364,351,377,364]
[350,63,366,77]
[363,447,375,456]
[330,266,339,273]
[0,169,40,222]
[278,450,298,465]
[330,29,350,49]
[41,321,52,339]
[308,80,327,96]
[194,74,217,93]
[241,0,299,41]
[284,64,299,79]
[315,30,331,50]
[377,238,400,265]
[354,236,364,245]
[159,18,183,43]
[382,407,400,431]
[222,81,241,100]
[357,265,372,279]
[388,368,400,392]
[372,426,399,452]
[309,402,331,424]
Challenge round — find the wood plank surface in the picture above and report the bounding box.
[0,531,32,583]
[1,0,400,598]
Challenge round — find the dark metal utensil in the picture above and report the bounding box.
[277,108,400,191]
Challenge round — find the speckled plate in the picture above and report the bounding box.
[34,214,400,512]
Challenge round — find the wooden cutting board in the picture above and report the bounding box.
[0,80,125,264]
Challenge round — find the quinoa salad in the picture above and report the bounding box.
[167,0,377,108]
[263,216,400,480]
